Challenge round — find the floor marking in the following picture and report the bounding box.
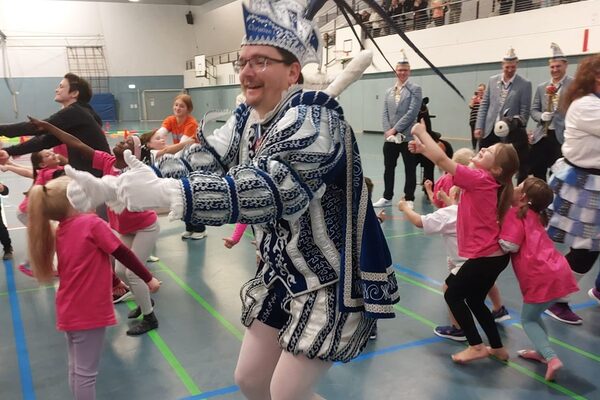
[124,301,202,396]
[155,260,244,341]
[3,260,36,400]
[392,301,588,399]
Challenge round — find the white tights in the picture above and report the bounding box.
[234,320,331,400]
[115,222,159,315]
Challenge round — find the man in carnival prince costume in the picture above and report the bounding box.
[65,0,399,398]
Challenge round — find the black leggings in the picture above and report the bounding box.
[444,254,510,348]
[566,248,599,274]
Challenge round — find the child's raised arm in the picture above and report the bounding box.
[398,200,424,228]
[423,179,435,204]
[0,161,34,179]
[28,116,95,160]
[409,120,457,175]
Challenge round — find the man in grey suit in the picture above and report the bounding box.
[475,48,532,150]
[529,43,573,181]
[373,52,422,209]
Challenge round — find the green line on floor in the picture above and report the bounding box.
[395,272,444,296]
[125,301,202,396]
[394,271,589,399]
[156,261,244,341]
[502,360,587,400]
[385,231,424,240]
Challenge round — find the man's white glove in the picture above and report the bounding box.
[117,150,183,219]
[541,112,553,122]
[65,166,121,212]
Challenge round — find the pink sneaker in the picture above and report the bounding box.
[18,263,34,277]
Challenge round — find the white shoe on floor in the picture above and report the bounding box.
[147,255,160,262]
[373,198,392,208]
[181,231,193,239]
[404,200,414,210]
[190,231,207,240]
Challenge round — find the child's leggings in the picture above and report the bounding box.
[66,327,106,400]
[521,301,557,361]
[115,222,159,315]
[444,254,509,348]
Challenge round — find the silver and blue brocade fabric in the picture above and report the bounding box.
[152,88,399,317]
[547,158,600,251]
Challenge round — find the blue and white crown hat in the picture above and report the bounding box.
[503,46,518,62]
[241,0,323,68]
[397,49,409,65]
[550,42,567,62]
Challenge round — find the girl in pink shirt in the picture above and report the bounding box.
[0,150,65,276]
[27,176,160,400]
[500,177,578,381]
[410,120,519,363]
[30,117,161,336]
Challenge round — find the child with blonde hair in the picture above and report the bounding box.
[500,177,578,381]
[410,120,519,363]
[424,147,473,208]
[29,117,161,336]
[28,176,160,399]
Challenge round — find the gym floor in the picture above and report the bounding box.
[1,131,598,400]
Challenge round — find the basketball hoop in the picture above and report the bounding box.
[333,50,353,65]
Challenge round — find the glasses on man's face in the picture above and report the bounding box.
[233,56,286,74]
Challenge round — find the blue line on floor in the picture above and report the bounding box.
[336,336,445,364]
[3,260,36,400]
[180,384,239,399]
[178,337,444,399]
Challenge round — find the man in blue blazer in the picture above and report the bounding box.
[529,43,573,181]
[373,51,422,209]
[475,48,532,149]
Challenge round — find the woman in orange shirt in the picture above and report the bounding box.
[155,94,206,240]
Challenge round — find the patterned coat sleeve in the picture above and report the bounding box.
[152,102,345,228]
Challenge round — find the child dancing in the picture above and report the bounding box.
[28,176,160,399]
[29,117,161,336]
[499,177,578,380]
[410,120,519,363]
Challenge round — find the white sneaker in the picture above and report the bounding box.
[373,198,392,208]
[147,255,160,262]
[405,200,414,210]
[181,231,193,239]
[190,231,207,240]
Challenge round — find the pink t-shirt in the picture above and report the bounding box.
[55,213,122,331]
[454,164,501,258]
[18,166,64,214]
[432,173,454,209]
[92,151,157,234]
[500,207,578,303]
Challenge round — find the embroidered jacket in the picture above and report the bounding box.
[153,87,399,318]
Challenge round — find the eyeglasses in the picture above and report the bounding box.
[233,56,286,74]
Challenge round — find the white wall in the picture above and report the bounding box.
[365,0,599,72]
[0,0,598,81]
[0,0,241,78]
